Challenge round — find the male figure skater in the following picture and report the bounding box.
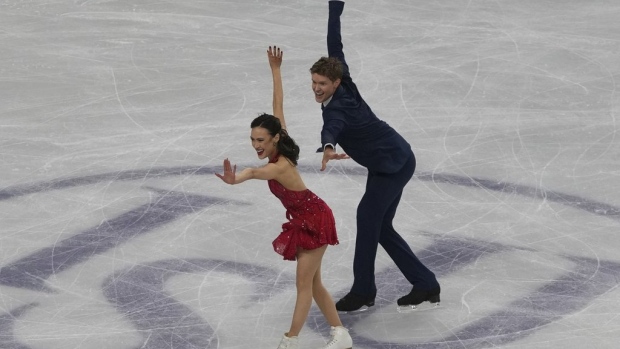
[310,0,441,312]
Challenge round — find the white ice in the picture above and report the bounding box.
[1,0,619,348]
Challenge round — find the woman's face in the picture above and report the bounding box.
[250,127,279,160]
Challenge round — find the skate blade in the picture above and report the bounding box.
[338,305,372,314]
[397,301,440,313]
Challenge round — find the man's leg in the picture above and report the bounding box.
[379,154,440,310]
[378,154,439,289]
[379,193,439,288]
[336,170,405,312]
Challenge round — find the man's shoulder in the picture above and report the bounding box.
[322,105,346,117]
[327,84,363,110]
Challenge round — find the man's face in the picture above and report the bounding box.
[311,73,341,104]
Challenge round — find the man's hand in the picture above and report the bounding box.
[321,148,350,171]
[215,158,237,184]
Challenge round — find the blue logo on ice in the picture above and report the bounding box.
[0,165,618,348]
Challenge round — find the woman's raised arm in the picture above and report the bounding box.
[267,46,286,130]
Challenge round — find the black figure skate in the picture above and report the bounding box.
[397,286,441,313]
[336,292,375,313]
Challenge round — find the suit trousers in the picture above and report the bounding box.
[351,151,439,296]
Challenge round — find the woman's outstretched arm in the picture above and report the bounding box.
[215,158,282,184]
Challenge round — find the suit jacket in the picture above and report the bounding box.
[321,1,412,174]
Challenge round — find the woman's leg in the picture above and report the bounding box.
[305,246,353,349]
[287,245,328,336]
[311,256,343,327]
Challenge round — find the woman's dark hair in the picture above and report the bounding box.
[251,113,300,165]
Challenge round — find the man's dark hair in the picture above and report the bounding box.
[310,57,343,82]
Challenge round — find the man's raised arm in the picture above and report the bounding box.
[327,0,350,79]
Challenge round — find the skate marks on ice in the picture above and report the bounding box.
[316,234,620,348]
[0,185,244,292]
[0,165,219,202]
[415,172,620,220]
[300,168,620,347]
[0,304,37,349]
[0,259,293,349]
[101,258,294,349]
[1,166,620,348]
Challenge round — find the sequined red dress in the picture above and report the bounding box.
[268,156,339,261]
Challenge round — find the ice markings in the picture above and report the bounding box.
[432,256,620,348]
[329,236,620,348]
[0,165,619,347]
[0,304,37,349]
[0,166,217,202]
[323,234,528,348]
[101,258,293,349]
[0,187,245,292]
[416,172,620,220]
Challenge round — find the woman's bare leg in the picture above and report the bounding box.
[287,245,327,337]
[311,255,343,327]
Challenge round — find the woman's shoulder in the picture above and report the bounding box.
[275,156,306,185]
[274,154,298,169]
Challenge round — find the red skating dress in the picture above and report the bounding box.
[268,155,339,261]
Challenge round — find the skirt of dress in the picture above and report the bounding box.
[272,207,339,261]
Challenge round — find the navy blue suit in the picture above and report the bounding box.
[321,1,439,297]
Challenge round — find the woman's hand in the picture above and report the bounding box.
[267,46,283,70]
[215,158,237,184]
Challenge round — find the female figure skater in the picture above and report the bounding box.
[215,46,353,349]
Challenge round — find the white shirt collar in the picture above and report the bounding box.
[322,95,333,107]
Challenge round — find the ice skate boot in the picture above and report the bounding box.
[335,292,375,313]
[277,333,299,349]
[319,326,352,349]
[397,286,440,313]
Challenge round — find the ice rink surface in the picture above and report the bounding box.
[1,0,619,348]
